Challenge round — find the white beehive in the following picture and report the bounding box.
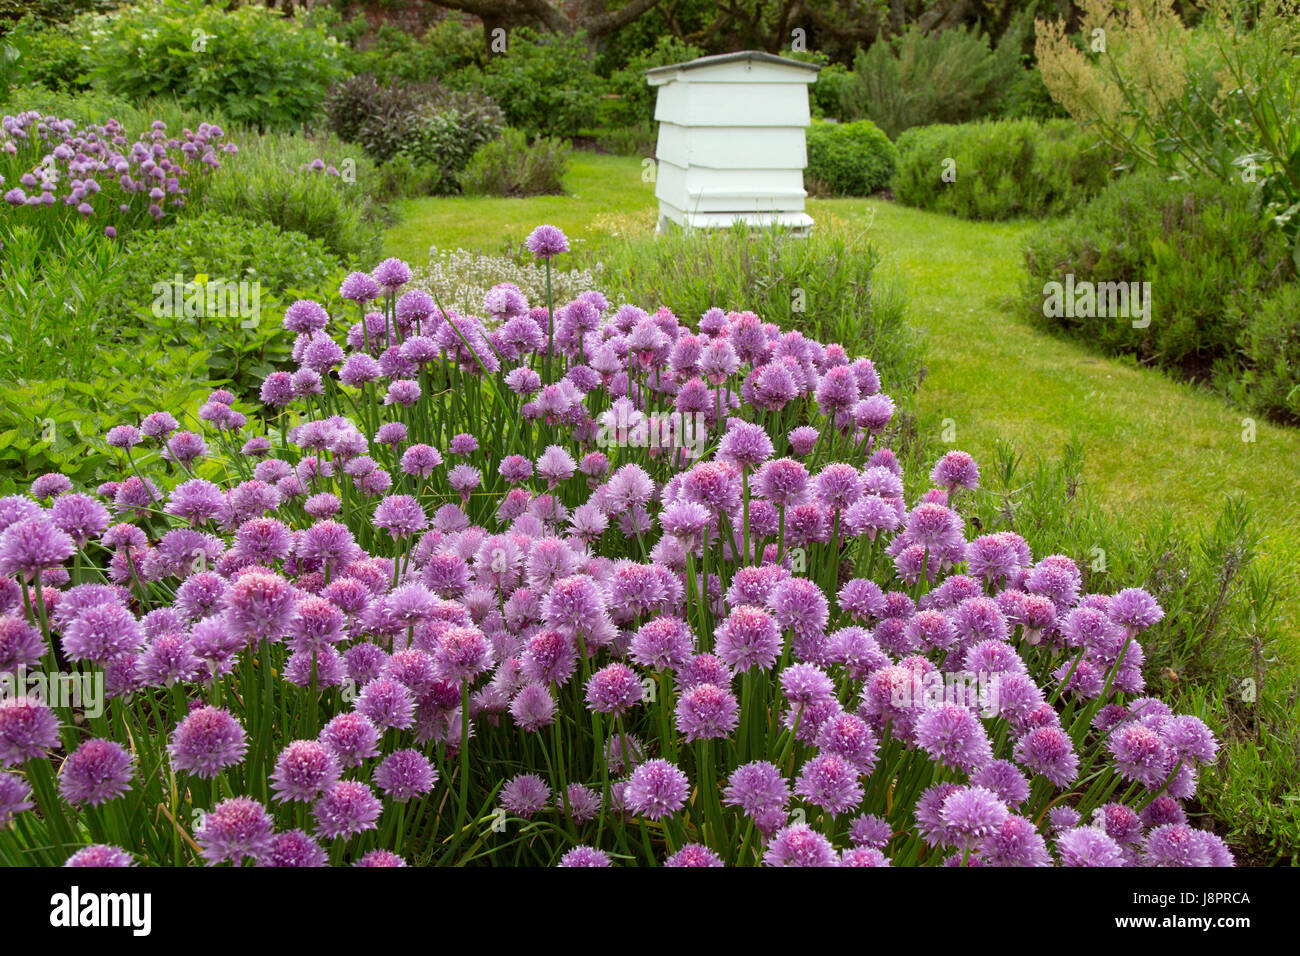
[646,51,820,233]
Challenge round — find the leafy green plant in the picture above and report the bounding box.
[600,35,702,130]
[1230,280,1300,424]
[1023,169,1292,389]
[460,128,569,198]
[805,119,896,197]
[202,130,384,265]
[396,93,506,189]
[848,24,1022,138]
[90,0,344,130]
[472,27,603,140]
[893,119,1117,219]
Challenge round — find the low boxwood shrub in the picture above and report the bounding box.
[1023,170,1293,402]
[460,128,569,198]
[805,119,896,196]
[892,119,1116,220]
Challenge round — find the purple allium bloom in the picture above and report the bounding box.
[1108,587,1164,633]
[849,814,893,849]
[319,712,381,768]
[585,662,644,715]
[372,494,428,539]
[284,299,330,334]
[1056,826,1126,866]
[1014,724,1079,788]
[788,426,819,457]
[714,605,782,673]
[624,758,689,820]
[768,577,829,639]
[558,845,612,867]
[270,740,341,803]
[169,706,247,778]
[499,454,533,483]
[400,443,443,478]
[354,849,407,867]
[49,493,111,546]
[432,625,494,682]
[717,420,774,469]
[166,430,209,466]
[510,683,557,731]
[197,796,274,865]
[930,450,980,491]
[779,663,835,705]
[0,616,45,672]
[260,830,328,867]
[980,814,1053,867]
[970,759,1031,807]
[449,433,479,456]
[606,733,646,775]
[223,568,296,643]
[355,677,416,730]
[0,516,74,580]
[501,772,552,819]
[30,473,71,499]
[65,844,135,868]
[339,271,380,303]
[165,479,225,525]
[526,224,569,260]
[1161,715,1218,765]
[629,616,694,671]
[58,737,134,806]
[536,445,577,486]
[795,753,864,815]
[723,761,790,819]
[105,424,142,449]
[815,712,879,774]
[0,697,59,766]
[558,783,601,823]
[374,749,437,801]
[675,682,739,742]
[372,257,412,290]
[939,786,1009,850]
[665,844,725,867]
[763,823,838,867]
[841,847,890,867]
[313,780,382,839]
[0,772,34,825]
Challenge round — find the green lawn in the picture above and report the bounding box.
[384,152,1300,637]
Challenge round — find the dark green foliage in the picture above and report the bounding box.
[805,119,896,196]
[460,128,569,197]
[893,119,1117,220]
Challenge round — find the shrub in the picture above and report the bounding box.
[91,0,344,130]
[848,24,1021,138]
[805,120,896,197]
[322,75,436,162]
[600,35,703,130]
[396,92,506,187]
[202,131,384,265]
[1023,170,1292,385]
[372,152,447,203]
[809,62,856,121]
[460,128,569,198]
[0,14,92,92]
[1232,281,1300,424]
[335,15,485,87]
[473,27,603,140]
[892,119,1117,220]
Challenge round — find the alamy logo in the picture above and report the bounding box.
[0,666,104,718]
[1042,273,1151,328]
[49,887,151,936]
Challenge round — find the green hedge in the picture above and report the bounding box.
[893,119,1117,220]
[1024,170,1295,419]
[805,120,896,196]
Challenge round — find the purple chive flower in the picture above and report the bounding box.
[526,224,569,260]
[585,663,644,715]
[319,712,381,768]
[340,271,380,303]
[313,780,382,839]
[355,677,416,730]
[815,712,879,774]
[717,420,774,469]
[980,814,1053,867]
[372,494,428,539]
[1014,724,1080,788]
[789,426,819,457]
[432,625,494,683]
[168,706,247,778]
[49,493,111,546]
[65,844,135,867]
[665,844,725,867]
[260,830,329,867]
[939,786,1008,850]
[915,703,994,773]
[510,683,557,731]
[795,753,864,815]
[624,759,689,820]
[0,697,60,766]
[501,773,552,819]
[714,605,782,673]
[675,682,739,742]
[105,425,142,449]
[1056,826,1126,866]
[270,740,341,803]
[0,617,46,672]
[354,849,407,867]
[0,772,34,825]
[372,257,412,290]
[763,823,838,867]
[849,814,893,849]
[723,761,790,820]
[558,845,612,867]
[58,738,134,806]
[197,797,274,865]
[0,516,75,580]
[629,616,694,671]
[930,450,980,491]
[374,749,437,801]
[30,473,71,499]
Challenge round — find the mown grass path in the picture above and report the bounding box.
[384,153,1299,636]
